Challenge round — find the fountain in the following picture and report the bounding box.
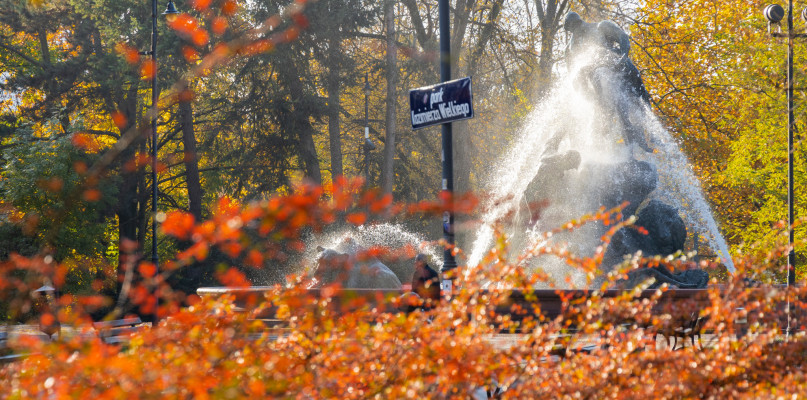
[204,14,734,295]
[465,18,734,288]
[300,223,444,286]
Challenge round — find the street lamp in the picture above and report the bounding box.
[148,0,180,268]
[438,0,458,290]
[362,74,375,179]
[764,2,806,289]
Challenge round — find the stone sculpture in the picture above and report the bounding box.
[563,11,653,153]
[516,12,712,289]
[314,248,402,289]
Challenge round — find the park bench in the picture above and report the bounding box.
[93,317,145,345]
[197,286,801,353]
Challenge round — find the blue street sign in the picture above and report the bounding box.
[409,77,474,130]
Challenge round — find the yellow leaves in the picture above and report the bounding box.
[71,132,103,153]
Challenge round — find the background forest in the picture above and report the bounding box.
[0,0,804,301]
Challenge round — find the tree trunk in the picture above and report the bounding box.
[535,0,569,94]
[180,100,203,220]
[327,37,343,180]
[381,0,398,195]
[115,85,143,278]
[455,0,505,195]
[282,69,322,185]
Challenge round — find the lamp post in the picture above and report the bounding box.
[363,74,375,179]
[148,0,180,268]
[438,0,458,290]
[764,2,805,289]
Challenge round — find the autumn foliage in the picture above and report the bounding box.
[1,181,807,398]
[3,0,807,398]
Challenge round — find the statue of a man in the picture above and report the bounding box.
[563,12,650,105]
[564,12,631,59]
[563,12,653,153]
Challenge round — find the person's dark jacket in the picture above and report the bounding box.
[412,257,440,304]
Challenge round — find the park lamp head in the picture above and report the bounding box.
[163,0,180,23]
[363,137,376,151]
[764,4,785,33]
[765,4,785,23]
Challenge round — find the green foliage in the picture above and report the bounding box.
[0,121,118,262]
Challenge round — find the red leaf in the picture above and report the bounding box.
[346,212,366,226]
[192,29,210,46]
[111,111,128,130]
[141,60,156,80]
[218,267,250,287]
[211,16,228,35]
[161,211,196,240]
[221,0,238,15]
[190,0,211,10]
[139,262,157,278]
[82,189,102,202]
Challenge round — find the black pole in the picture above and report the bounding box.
[439,0,458,284]
[151,0,159,268]
[787,0,796,287]
[364,73,370,179]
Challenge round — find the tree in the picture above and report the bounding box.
[630,0,805,273]
[0,0,149,277]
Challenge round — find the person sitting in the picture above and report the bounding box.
[411,254,440,304]
[400,254,441,312]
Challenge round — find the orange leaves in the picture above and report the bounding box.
[41,177,63,193]
[82,189,102,202]
[115,42,140,65]
[162,211,196,240]
[72,161,87,174]
[179,241,209,262]
[361,190,393,213]
[245,249,264,268]
[221,0,237,15]
[242,39,275,56]
[191,29,210,47]
[182,46,200,63]
[213,196,241,221]
[211,16,228,36]
[168,14,209,47]
[217,267,250,287]
[71,132,102,153]
[138,262,157,278]
[290,12,309,29]
[189,0,211,10]
[168,14,199,35]
[346,212,366,226]
[140,59,156,80]
[110,111,128,130]
[39,312,55,327]
[330,175,361,210]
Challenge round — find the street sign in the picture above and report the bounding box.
[409,77,474,130]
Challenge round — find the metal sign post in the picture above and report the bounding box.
[408,1,475,296]
[439,0,457,295]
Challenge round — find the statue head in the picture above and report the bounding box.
[564,12,583,32]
